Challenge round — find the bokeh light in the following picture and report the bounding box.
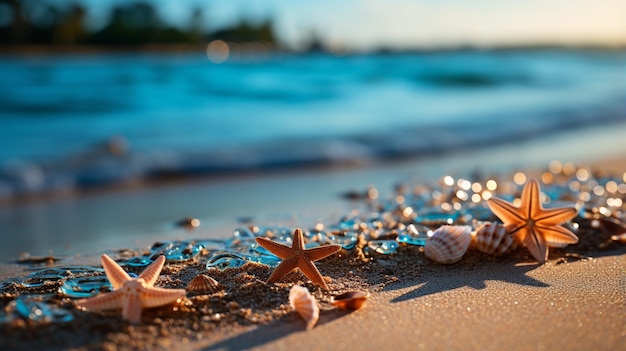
[513,172,527,185]
[206,40,230,63]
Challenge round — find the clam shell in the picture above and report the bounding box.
[472,222,517,256]
[289,285,319,330]
[186,274,224,294]
[424,225,472,264]
[330,290,370,310]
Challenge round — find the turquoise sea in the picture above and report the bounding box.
[0,49,624,199]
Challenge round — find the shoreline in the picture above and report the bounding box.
[2,120,626,260]
[0,135,626,262]
[2,110,625,208]
[2,106,625,208]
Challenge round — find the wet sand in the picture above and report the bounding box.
[2,120,626,260]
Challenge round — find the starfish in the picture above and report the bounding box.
[255,228,341,290]
[487,179,578,264]
[75,254,186,324]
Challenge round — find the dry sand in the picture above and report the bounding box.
[0,156,624,351]
[201,253,625,351]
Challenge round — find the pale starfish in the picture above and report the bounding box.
[255,228,341,290]
[487,179,578,264]
[75,254,186,324]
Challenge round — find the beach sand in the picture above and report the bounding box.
[0,149,624,350]
[201,253,625,351]
[1,240,623,350]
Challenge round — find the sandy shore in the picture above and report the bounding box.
[2,245,622,351]
[198,252,625,351]
[0,150,624,350]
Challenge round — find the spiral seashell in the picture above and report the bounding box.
[424,225,472,264]
[330,290,370,310]
[472,222,517,256]
[289,285,319,330]
[186,274,224,294]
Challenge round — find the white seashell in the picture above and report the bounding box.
[289,285,319,330]
[186,274,224,294]
[424,225,472,264]
[472,222,517,256]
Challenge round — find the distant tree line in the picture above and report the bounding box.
[0,0,277,47]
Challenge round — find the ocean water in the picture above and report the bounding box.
[0,49,624,199]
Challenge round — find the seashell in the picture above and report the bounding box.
[186,274,224,294]
[289,285,319,330]
[330,290,370,310]
[424,225,472,264]
[472,222,517,256]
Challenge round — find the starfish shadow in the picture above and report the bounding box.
[387,257,549,304]
[201,309,346,351]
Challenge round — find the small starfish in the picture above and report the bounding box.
[75,254,186,324]
[487,179,578,264]
[255,228,341,290]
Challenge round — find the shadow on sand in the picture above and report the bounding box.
[202,309,347,351]
[386,258,550,304]
[200,246,625,349]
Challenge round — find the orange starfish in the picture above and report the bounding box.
[255,228,341,290]
[487,179,579,264]
[75,254,186,324]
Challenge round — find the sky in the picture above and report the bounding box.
[64,0,626,50]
